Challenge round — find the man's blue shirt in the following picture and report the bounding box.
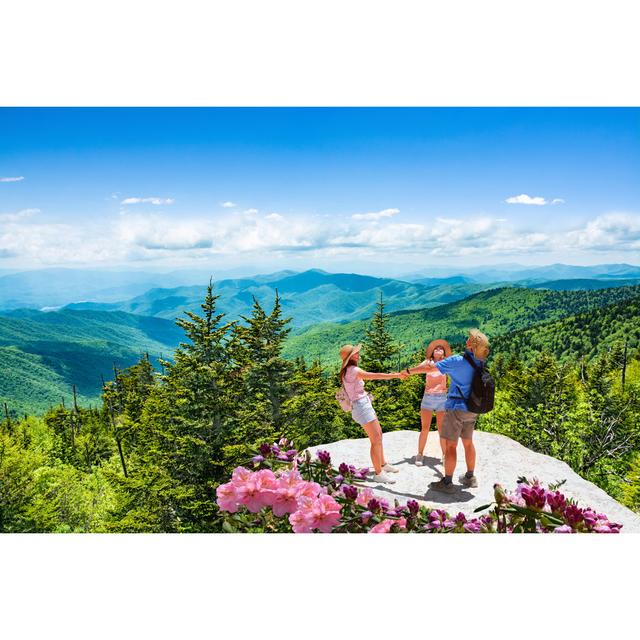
[435,350,482,411]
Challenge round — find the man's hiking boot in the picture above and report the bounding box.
[429,479,456,494]
[459,474,478,488]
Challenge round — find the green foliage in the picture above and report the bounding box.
[2,281,640,532]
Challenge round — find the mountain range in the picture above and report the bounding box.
[2,263,640,314]
[63,270,494,329]
[2,264,640,415]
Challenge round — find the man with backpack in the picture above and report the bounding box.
[404,329,494,494]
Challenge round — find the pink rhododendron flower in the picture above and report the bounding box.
[370,517,407,533]
[545,490,567,513]
[216,482,239,513]
[271,470,303,517]
[289,494,342,533]
[356,487,375,507]
[520,484,546,510]
[231,466,252,486]
[234,469,278,513]
[463,520,482,533]
[269,469,323,517]
[554,525,573,533]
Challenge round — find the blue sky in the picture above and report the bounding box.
[1,107,639,274]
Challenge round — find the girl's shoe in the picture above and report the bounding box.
[414,454,424,467]
[382,463,399,473]
[373,473,396,484]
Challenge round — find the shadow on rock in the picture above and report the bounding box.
[423,487,475,504]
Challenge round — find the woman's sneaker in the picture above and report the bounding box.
[382,463,399,473]
[414,454,424,467]
[373,473,396,484]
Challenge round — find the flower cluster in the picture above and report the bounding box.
[217,466,341,532]
[496,479,623,533]
[215,442,624,534]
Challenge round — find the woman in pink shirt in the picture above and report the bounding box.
[339,343,405,485]
[414,339,451,466]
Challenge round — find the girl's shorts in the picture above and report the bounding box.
[420,392,447,412]
[351,396,377,426]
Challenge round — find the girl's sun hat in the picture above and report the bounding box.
[425,339,452,359]
[339,344,362,372]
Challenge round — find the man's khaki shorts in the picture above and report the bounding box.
[440,409,477,441]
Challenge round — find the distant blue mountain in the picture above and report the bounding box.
[404,263,640,284]
[64,269,492,329]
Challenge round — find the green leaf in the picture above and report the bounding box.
[474,503,493,513]
[222,520,237,533]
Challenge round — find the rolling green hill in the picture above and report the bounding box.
[0,309,183,415]
[282,284,640,367]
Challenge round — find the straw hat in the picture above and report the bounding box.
[425,339,452,359]
[339,343,362,372]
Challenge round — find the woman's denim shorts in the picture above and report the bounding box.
[420,392,448,412]
[351,396,377,426]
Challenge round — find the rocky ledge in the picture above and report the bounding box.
[308,429,640,533]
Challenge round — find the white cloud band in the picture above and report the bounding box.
[121,197,175,205]
[505,194,564,206]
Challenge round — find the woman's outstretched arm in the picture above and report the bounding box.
[357,370,404,381]
[404,359,437,375]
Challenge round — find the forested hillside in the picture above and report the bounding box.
[0,309,183,414]
[283,284,640,365]
[491,295,640,364]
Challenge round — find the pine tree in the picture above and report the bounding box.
[238,292,293,428]
[106,279,238,532]
[359,294,404,429]
[360,294,399,372]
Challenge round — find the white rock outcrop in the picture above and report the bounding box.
[308,429,640,533]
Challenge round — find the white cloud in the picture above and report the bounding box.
[3,206,639,267]
[244,208,259,215]
[120,197,175,205]
[0,208,40,223]
[505,194,564,206]
[0,176,25,183]
[565,212,640,251]
[352,208,400,221]
[221,201,237,208]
